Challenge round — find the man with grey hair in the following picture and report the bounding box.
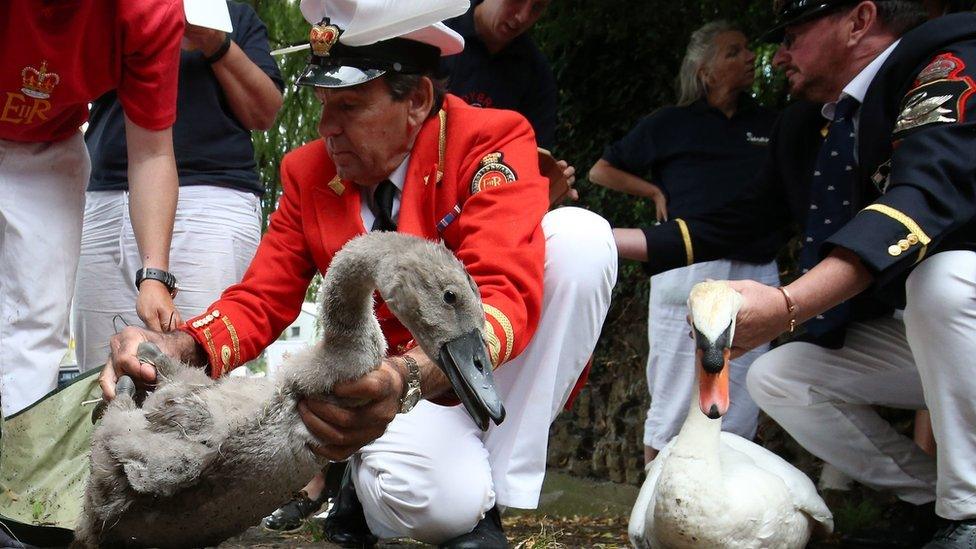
[590,20,780,465]
[626,1,976,546]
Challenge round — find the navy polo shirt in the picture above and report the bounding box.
[442,1,557,149]
[85,1,283,196]
[603,99,777,219]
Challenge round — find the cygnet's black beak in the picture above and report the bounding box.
[438,329,506,431]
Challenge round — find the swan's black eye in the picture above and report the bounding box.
[443,290,457,304]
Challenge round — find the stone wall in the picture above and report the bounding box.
[548,288,650,486]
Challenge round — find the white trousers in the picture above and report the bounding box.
[644,259,779,449]
[748,250,976,520]
[73,186,261,372]
[0,133,89,417]
[351,207,618,543]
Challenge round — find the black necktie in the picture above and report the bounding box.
[372,179,397,232]
[799,96,859,338]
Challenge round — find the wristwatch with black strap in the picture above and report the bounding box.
[135,268,179,298]
[204,33,232,64]
[397,355,422,414]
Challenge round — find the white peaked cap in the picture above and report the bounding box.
[299,0,468,55]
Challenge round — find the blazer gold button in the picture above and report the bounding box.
[898,239,910,250]
[221,345,232,367]
[907,234,919,245]
[888,244,902,256]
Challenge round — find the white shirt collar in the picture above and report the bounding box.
[387,153,410,191]
[822,39,900,121]
[361,154,410,231]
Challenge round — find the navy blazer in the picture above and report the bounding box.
[642,13,976,345]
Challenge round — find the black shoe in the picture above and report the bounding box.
[319,466,377,548]
[438,506,508,549]
[262,489,328,532]
[924,520,976,548]
[842,501,942,548]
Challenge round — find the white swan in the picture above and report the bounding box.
[74,232,504,548]
[629,281,833,549]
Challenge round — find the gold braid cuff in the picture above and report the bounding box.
[482,304,514,365]
[861,204,931,264]
[675,218,694,265]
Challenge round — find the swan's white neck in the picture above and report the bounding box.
[671,376,722,457]
[652,368,727,543]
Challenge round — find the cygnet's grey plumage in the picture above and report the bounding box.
[74,232,488,548]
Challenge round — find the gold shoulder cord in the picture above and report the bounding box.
[437,109,447,184]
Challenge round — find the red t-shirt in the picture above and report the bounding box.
[0,0,183,143]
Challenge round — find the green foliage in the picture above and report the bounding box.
[832,498,885,533]
[242,1,791,307]
[248,0,324,229]
[245,0,788,235]
[305,272,323,302]
[245,353,268,375]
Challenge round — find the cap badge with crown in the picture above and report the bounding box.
[296,0,468,89]
[310,18,342,56]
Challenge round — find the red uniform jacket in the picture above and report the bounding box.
[182,95,548,378]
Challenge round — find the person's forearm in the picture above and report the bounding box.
[589,159,659,198]
[167,330,209,367]
[390,346,451,400]
[784,247,874,322]
[613,228,649,261]
[210,43,283,130]
[124,120,177,273]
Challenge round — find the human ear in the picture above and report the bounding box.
[407,77,434,127]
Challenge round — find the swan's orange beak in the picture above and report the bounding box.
[696,347,730,419]
[694,323,731,419]
[688,280,740,420]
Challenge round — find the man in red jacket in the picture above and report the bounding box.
[102,0,616,545]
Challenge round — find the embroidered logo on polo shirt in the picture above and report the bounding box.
[470,152,517,194]
[20,61,59,99]
[461,91,494,108]
[1,61,57,126]
[745,131,769,145]
[894,53,975,139]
